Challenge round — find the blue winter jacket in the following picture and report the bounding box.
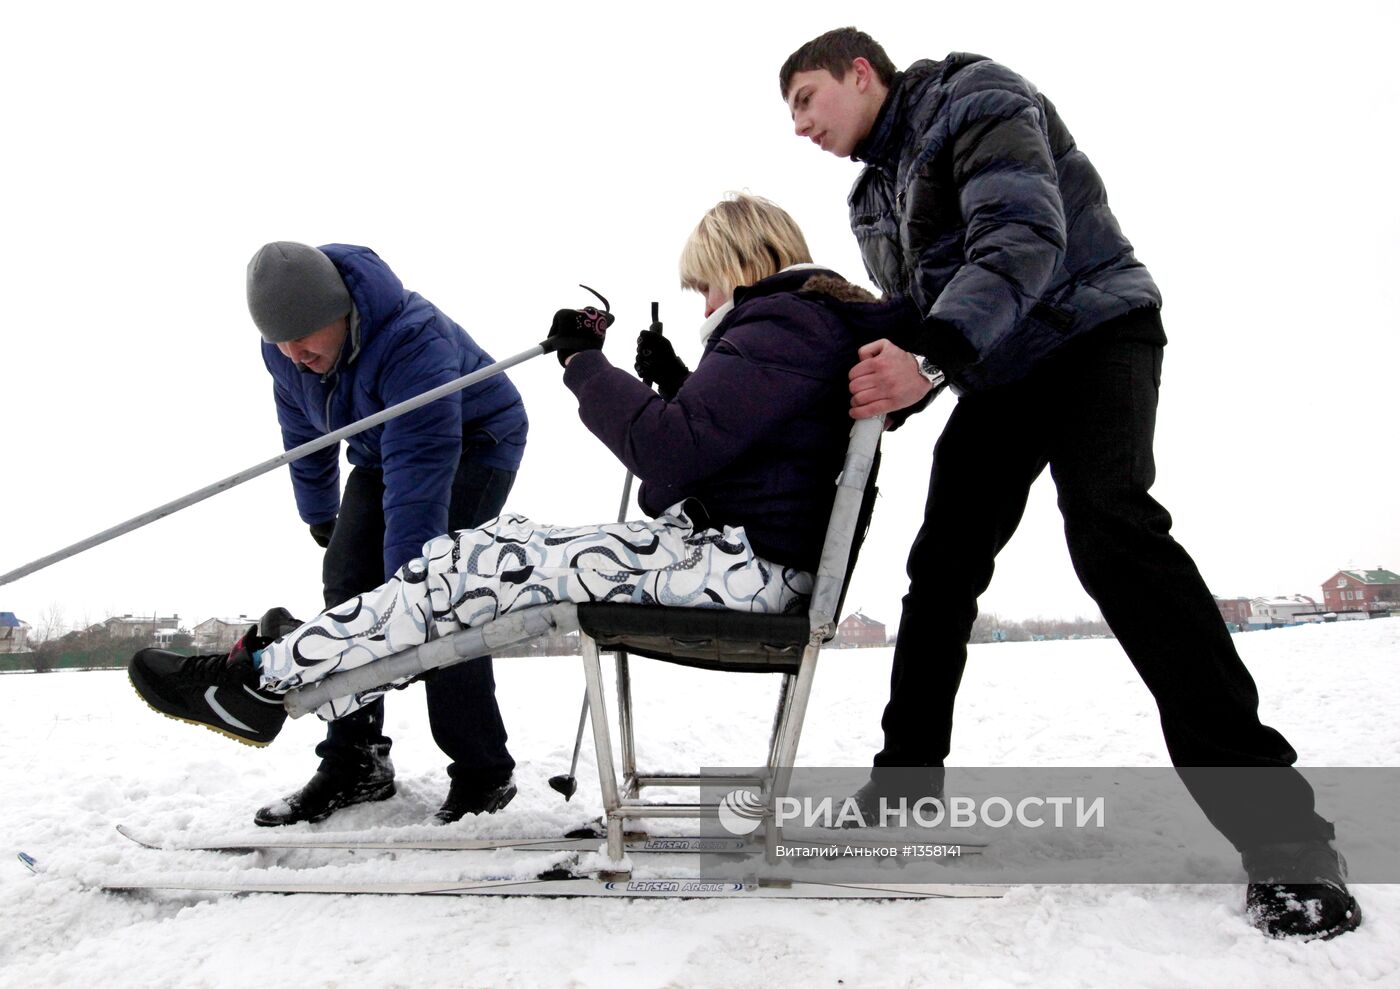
[562,268,910,571]
[850,55,1162,393]
[263,244,528,580]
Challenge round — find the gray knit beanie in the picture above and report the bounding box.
[246,242,352,343]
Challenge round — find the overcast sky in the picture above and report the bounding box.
[2,1,1396,636]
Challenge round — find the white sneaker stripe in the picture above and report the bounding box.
[243,685,283,706]
[204,687,256,733]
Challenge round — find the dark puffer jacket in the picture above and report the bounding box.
[850,54,1162,393]
[264,244,528,579]
[563,268,909,571]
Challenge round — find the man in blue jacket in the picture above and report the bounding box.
[778,28,1358,939]
[246,241,527,826]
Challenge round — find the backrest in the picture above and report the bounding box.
[574,413,886,673]
[807,414,885,637]
[829,444,881,631]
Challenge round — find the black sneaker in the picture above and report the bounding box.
[433,778,518,824]
[254,764,397,827]
[128,647,284,746]
[128,607,300,747]
[1243,840,1363,940]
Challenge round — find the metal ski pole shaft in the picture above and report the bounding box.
[616,473,634,523]
[565,696,588,778]
[549,302,664,801]
[545,694,588,800]
[548,459,634,803]
[611,303,664,537]
[0,342,551,587]
[614,301,664,522]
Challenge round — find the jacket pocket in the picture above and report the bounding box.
[1028,301,1073,333]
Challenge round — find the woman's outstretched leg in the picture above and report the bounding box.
[131,505,809,741]
[265,507,808,719]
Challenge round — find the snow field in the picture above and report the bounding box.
[1,619,1396,988]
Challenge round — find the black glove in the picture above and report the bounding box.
[309,519,336,548]
[546,305,615,367]
[634,330,690,398]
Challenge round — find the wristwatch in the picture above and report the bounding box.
[914,355,945,389]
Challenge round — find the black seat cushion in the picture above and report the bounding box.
[575,603,810,674]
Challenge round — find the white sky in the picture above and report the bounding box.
[2,0,1397,635]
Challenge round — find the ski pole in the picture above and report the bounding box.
[547,302,664,801]
[617,301,664,521]
[0,341,553,588]
[549,451,636,801]
[545,695,590,800]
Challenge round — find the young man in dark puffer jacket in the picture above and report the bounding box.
[779,27,1358,940]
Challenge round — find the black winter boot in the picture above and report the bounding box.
[1243,840,1362,940]
[433,777,518,824]
[254,758,397,827]
[842,768,946,828]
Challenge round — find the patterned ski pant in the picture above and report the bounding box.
[258,505,812,720]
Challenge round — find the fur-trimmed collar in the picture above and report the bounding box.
[698,264,874,342]
[799,273,877,304]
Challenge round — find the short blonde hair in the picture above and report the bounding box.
[679,193,812,300]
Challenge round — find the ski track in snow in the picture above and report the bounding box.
[2,619,1397,988]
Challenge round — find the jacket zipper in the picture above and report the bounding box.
[322,369,340,432]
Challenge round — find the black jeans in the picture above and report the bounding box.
[876,330,1332,850]
[317,455,517,786]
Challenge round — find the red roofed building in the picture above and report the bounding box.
[833,611,887,649]
[1213,597,1252,629]
[1322,569,1400,613]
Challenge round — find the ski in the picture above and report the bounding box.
[17,852,38,874]
[117,824,749,855]
[99,874,1006,899]
[116,823,985,857]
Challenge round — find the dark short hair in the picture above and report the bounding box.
[779,27,897,98]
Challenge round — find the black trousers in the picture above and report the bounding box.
[316,456,517,786]
[876,331,1332,850]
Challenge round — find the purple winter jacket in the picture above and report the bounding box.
[562,268,913,571]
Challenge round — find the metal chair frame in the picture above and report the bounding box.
[574,415,883,862]
[284,416,884,868]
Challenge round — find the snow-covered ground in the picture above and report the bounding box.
[2,619,1396,988]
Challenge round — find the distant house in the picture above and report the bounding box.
[1248,595,1320,627]
[1322,569,1400,613]
[1213,597,1252,629]
[833,612,886,649]
[193,616,256,653]
[0,612,29,654]
[90,614,182,641]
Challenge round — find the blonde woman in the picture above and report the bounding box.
[130,194,911,758]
